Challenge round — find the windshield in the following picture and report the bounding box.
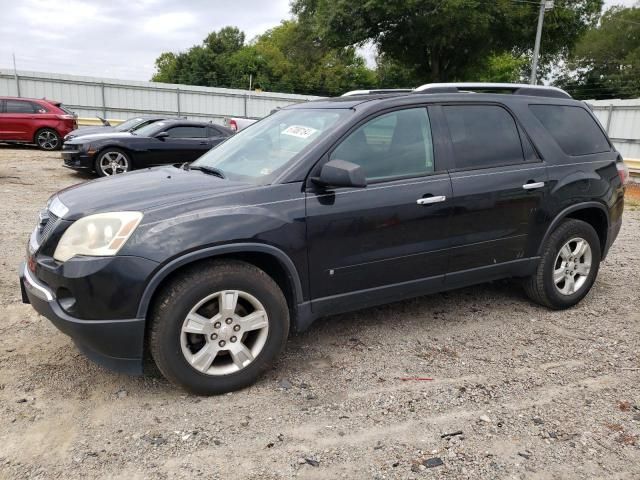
[115,117,146,132]
[134,121,168,137]
[192,108,349,183]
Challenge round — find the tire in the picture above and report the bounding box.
[524,219,601,309]
[35,128,61,151]
[95,148,131,176]
[149,260,290,395]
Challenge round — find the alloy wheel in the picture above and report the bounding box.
[180,290,269,375]
[37,130,59,150]
[99,151,129,175]
[553,237,592,295]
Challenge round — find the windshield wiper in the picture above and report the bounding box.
[188,165,226,179]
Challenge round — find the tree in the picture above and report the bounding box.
[292,0,603,83]
[152,27,246,87]
[557,6,640,99]
[151,22,375,96]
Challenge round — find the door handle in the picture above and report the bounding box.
[523,182,545,190]
[417,195,446,205]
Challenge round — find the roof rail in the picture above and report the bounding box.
[341,88,414,97]
[413,83,572,99]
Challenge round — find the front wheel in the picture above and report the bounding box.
[524,219,601,309]
[149,260,289,394]
[95,149,131,176]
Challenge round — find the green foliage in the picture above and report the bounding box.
[152,22,375,96]
[558,6,640,99]
[476,53,528,83]
[292,0,603,83]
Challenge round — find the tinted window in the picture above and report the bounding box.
[443,105,525,169]
[165,126,207,138]
[330,108,434,180]
[530,105,610,156]
[5,100,38,114]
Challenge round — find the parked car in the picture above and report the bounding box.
[21,83,627,394]
[0,96,77,150]
[225,117,257,132]
[61,119,234,176]
[64,115,167,141]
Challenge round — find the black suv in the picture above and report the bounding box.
[20,83,627,394]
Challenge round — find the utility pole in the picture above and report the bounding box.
[530,0,553,85]
[249,74,253,92]
[12,53,21,97]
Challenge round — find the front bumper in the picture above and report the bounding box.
[61,148,94,171]
[20,261,146,374]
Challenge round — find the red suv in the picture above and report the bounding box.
[0,97,77,150]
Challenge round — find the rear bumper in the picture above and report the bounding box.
[20,262,145,374]
[604,216,622,259]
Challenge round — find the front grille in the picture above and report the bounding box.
[36,209,60,244]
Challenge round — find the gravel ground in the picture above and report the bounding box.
[0,146,639,479]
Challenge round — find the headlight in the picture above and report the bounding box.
[53,212,143,262]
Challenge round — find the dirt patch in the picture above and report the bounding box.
[1,147,639,479]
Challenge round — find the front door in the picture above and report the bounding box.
[438,103,548,283]
[305,106,453,316]
[148,125,211,165]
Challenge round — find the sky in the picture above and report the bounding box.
[0,0,637,82]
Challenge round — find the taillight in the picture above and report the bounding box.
[617,161,629,185]
[57,114,75,120]
[229,120,238,132]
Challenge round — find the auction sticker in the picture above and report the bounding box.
[281,125,318,139]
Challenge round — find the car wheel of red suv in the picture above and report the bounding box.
[35,128,61,151]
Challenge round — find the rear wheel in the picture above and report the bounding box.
[35,128,61,151]
[149,260,289,394]
[524,219,601,309]
[95,149,131,176]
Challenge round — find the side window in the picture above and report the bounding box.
[443,105,526,169]
[5,100,37,114]
[330,108,434,180]
[208,126,224,137]
[529,105,610,156]
[165,126,207,138]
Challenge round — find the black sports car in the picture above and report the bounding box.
[63,115,167,141]
[61,120,234,176]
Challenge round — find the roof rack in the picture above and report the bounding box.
[413,82,572,99]
[341,88,414,97]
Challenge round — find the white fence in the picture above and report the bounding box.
[0,69,322,124]
[587,99,640,162]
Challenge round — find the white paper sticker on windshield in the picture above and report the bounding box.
[281,125,318,139]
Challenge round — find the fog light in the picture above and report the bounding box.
[57,288,77,314]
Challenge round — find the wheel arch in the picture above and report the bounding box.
[539,202,609,257]
[137,243,305,325]
[33,126,60,144]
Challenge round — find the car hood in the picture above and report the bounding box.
[55,166,255,220]
[66,126,116,138]
[65,132,138,144]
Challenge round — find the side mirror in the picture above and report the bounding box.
[312,159,367,189]
[155,131,170,140]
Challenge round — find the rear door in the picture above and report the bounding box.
[438,103,548,285]
[305,106,453,315]
[1,99,38,141]
[0,100,7,140]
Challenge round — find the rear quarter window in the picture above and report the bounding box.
[529,105,610,156]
